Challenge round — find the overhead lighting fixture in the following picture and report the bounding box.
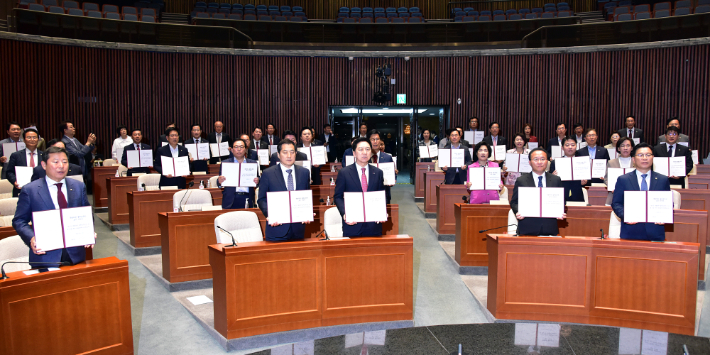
[340,108,359,113]
[340,108,428,114]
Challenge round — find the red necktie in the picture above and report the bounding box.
[372,154,378,164]
[270,136,273,145]
[361,168,368,192]
[29,152,35,168]
[55,183,68,209]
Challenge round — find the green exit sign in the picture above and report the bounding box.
[396,94,406,104]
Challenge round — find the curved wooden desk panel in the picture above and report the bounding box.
[209,235,413,339]
[424,172,445,213]
[415,162,435,198]
[689,175,710,189]
[0,257,133,355]
[436,184,470,235]
[487,235,698,335]
[92,166,119,208]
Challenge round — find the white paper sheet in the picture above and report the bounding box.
[527,142,538,149]
[464,131,473,144]
[15,166,33,188]
[633,138,640,145]
[607,148,618,159]
[618,328,642,354]
[505,153,531,173]
[269,145,278,155]
[267,190,314,224]
[128,150,152,168]
[514,323,537,346]
[571,156,591,180]
[238,163,258,187]
[607,168,635,192]
[490,145,507,161]
[518,187,564,218]
[343,192,365,223]
[641,330,668,355]
[295,160,311,173]
[310,146,327,165]
[653,157,686,177]
[591,159,607,179]
[345,155,355,166]
[550,145,563,159]
[186,295,213,306]
[220,162,241,187]
[624,191,673,223]
[297,147,312,162]
[257,150,270,165]
[185,143,211,160]
[374,162,396,185]
[289,190,314,223]
[541,187,565,218]
[2,142,25,158]
[418,145,438,158]
[554,157,573,181]
[438,149,451,167]
[576,142,587,150]
[32,209,65,252]
[364,330,387,345]
[467,167,501,190]
[692,150,699,165]
[678,142,689,147]
[66,175,84,184]
[537,324,560,347]
[210,142,230,157]
[344,191,387,223]
[61,206,95,248]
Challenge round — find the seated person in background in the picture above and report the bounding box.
[159,122,182,143]
[502,132,529,185]
[369,130,395,203]
[465,141,504,204]
[511,148,567,236]
[611,143,670,241]
[604,137,635,205]
[269,130,308,167]
[604,132,620,150]
[575,128,610,185]
[31,139,82,181]
[154,127,189,189]
[418,129,437,163]
[218,139,259,209]
[318,124,338,163]
[546,122,567,159]
[257,139,312,242]
[652,126,693,188]
[120,128,152,176]
[334,138,388,237]
[441,129,472,185]
[184,123,209,173]
[656,117,689,145]
[550,136,587,202]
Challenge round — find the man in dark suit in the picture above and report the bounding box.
[12,146,94,267]
[184,123,209,173]
[155,128,190,189]
[30,140,82,182]
[297,126,324,185]
[264,123,279,147]
[441,129,472,185]
[60,121,96,186]
[7,128,43,197]
[368,130,395,203]
[652,126,693,188]
[0,121,23,179]
[341,137,357,168]
[120,128,152,176]
[208,121,232,164]
[334,138,389,237]
[546,122,567,158]
[218,139,259,209]
[511,148,567,236]
[481,122,507,163]
[240,134,259,161]
[657,117,689,145]
[617,115,644,143]
[550,137,587,202]
[318,124,339,163]
[612,143,670,241]
[269,130,308,166]
[257,139,312,242]
[575,128,610,185]
[252,127,269,151]
[159,123,182,144]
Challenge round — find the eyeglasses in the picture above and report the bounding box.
[531,158,548,162]
[585,134,597,137]
[666,133,678,136]
[635,154,653,158]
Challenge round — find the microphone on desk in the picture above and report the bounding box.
[216,226,237,247]
[315,229,330,241]
[1,261,71,280]
[479,224,518,234]
[462,195,469,204]
[600,228,605,240]
[141,183,146,191]
[178,181,195,212]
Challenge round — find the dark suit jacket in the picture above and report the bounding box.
[333,164,387,237]
[207,132,233,163]
[481,135,509,151]
[12,177,91,266]
[269,151,308,166]
[617,127,644,143]
[546,136,564,158]
[7,149,44,197]
[257,164,311,241]
[263,134,280,146]
[341,148,353,168]
[154,144,190,189]
[61,136,93,177]
[219,157,258,209]
[510,172,565,236]
[318,134,339,162]
[652,143,693,187]
[31,163,82,182]
[184,137,210,172]
[549,160,585,202]
[120,143,152,176]
[611,171,670,241]
[442,143,473,185]
[252,139,269,150]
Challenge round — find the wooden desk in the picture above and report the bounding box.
[0,257,133,354]
[424,172,445,213]
[129,188,224,248]
[456,204,708,279]
[696,165,710,175]
[158,205,400,283]
[321,171,337,185]
[586,186,608,206]
[487,235,698,335]
[0,226,17,241]
[689,175,710,189]
[209,235,413,339]
[311,185,336,206]
[92,166,119,208]
[436,184,470,235]
[415,162,435,198]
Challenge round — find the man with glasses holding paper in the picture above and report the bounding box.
[7,128,42,197]
[511,148,567,236]
[575,128,610,185]
[184,124,210,173]
[334,137,389,237]
[12,146,94,267]
[218,139,259,209]
[441,129,472,185]
[1,121,23,179]
[120,129,152,176]
[611,143,671,241]
[155,128,190,189]
[652,126,693,188]
[208,121,232,164]
[549,137,587,202]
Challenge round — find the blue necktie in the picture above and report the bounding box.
[668,145,673,156]
[641,174,648,191]
[538,176,543,187]
[286,169,294,191]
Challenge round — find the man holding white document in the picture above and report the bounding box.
[258,139,313,242]
[441,129,472,185]
[12,146,95,267]
[334,138,389,237]
[549,136,587,203]
[120,128,152,176]
[154,127,190,189]
[652,126,693,188]
[612,143,671,241]
[218,139,259,209]
[7,128,42,197]
[510,148,567,236]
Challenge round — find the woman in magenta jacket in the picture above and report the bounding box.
[465,141,504,204]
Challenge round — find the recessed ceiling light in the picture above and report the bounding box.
[378,113,383,115]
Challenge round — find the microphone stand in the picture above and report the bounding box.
[315,229,330,241]
[600,228,605,240]
[216,226,237,247]
[178,181,195,212]
[479,224,518,234]
[1,261,70,279]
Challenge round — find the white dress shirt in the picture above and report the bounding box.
[356,162,369,187]
[279,163,296,189]
[324,134,331,152]
[532,172,546,188]
[45,176,68,209]
[112,136,132,160]
[619,157,632,168]
[635,169,651,190]
[169,144,180,158]
[215,133,223,144]
[25,149,39,167]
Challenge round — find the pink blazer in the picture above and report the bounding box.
[468,161,501,204]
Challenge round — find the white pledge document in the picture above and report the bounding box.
[591,159,607,179]
[266,190,314,224]
[438,149,465,167]
[309,146,327,165]
[490,145,507,161]
[343,191,387,223]
[2,142,26,158]
[607,148,618,159]
[15,166,33,188]
[576,142,587,150]
[220,162,258,187]
[161,156,190,176]
[418,145,438,158]
[345,155,355,166]
[505,153,531,173]
[467,167,501,190]
[256,150,270,165]
[127,150,153,168]
[210,142,230,157]
[185,143,211,160]
[527,142,538,149]
[607,168,635,192]
[551,145,563,159]
[517,187,565,218]
[554,157,591,181]
[294,160,311,173]
[624,191,673,224]
[463,131,484,144]
[633,138,640,145]
[32,206,95,251]
[269,145,278,155]
[653,157,686,177]
[373,162,396,185]
[297,147,312,162]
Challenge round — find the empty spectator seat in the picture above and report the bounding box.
[141,14,156,22]
[462,15,476,21]
[294,11,305,18]
[351,7,361,13]
[68,8,83,16]
[695,4,710,12]
[105,12,121,19]
[212,12,226,18]
[673,7,690,15]
[478,15,491,21]
[207,2,218,8]
[613,6,630,16]
[63,1,79,9]
[195,1,206,7]
[258,14,271,20]
[350,12,361,18]
[141,8,156,17]
[454,15,463,21]
[268,5,278,12]
[256,10,267,15]
[228,13,241,19]
[343,17,356,23]
[103,4,118,14]
[359,17,372,23]
[541,11,556,18]
[244,4,255,10]
[653,2,671,11]
[232,4,243,10]
[391,17,404,22]
[557,2,569,6]
[339,6,349,13]
[519,8,531,14]
[399,12,409,17]
[480,10,491,15]
[634,11,651,19]
[653,9,670,17]
[506,9,517,15]
[375,17,388,23]
[28,3,45,11]
[455,10,466,17]
[558,10,572,17]
[411,12,422,17]
[86,10,101,17]
[508,13,522,20]
[387,13,397,18]
[220,3,230,9]
[123,6,137,15]
[374,12,385,18]
[531,7,543,13]
[48,5,64,13]
[634,4,650,12]
[244,9,255,15]
[467,10,479,16]
[280,6,290,12]
[386,7,396,13]
[558,5,571,11]
[397,7,407,13]
[83,2,99,12]
[195,12,209,18]
[232,9,243,15]
[292,6,302,12]
[409,7,420,13]
[289,16,302,21]
[493,9,504,15]
[374,7,384,13]
[124,13,138,20]
[524,13,537,19]
[256,4,267,11]
[619,0,632,6]
[615,13,632,20]
[408,16,422,22]
[493,14,506,20]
